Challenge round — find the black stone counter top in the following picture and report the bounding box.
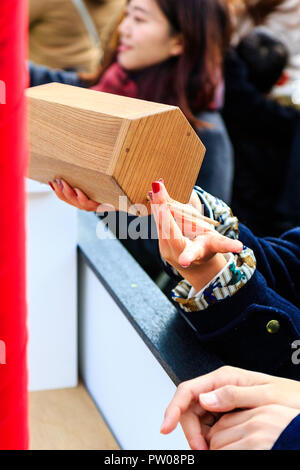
[77,211,223,386]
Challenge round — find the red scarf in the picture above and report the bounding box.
[92,62,138,98]
[92,61,223,110]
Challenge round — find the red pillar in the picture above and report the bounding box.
[0,0,29,449]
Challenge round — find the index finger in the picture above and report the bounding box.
[160,366,272,434]
[151,199,183,241]
[180,409,208,450]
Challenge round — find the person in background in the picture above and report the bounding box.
[228,0,300,78]
[160,365,300,450]
[222,27,300,236]
[236,26,289,94]
[29,0,126,74]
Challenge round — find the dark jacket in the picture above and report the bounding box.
[272,414,300,450]
[222,48,300,237]
[165,223,300,380]
[29,61,85,88]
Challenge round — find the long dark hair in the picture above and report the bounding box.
[99,0,231,129]
[132,0,231,129]
[246,0,285,24]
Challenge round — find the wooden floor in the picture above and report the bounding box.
[29,383,120,450]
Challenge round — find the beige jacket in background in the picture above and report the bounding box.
[29,0,126,73]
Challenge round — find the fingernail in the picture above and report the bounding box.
[180,258,191,268]
[148,191,153,201]
[72,188,78,197]
[152,182,161,194]
[179,253,192,268]
[233,242,244,253]
[160,416,171,433]
[199,391,219,407]
[56,178,63,190]
[48,182,54,191]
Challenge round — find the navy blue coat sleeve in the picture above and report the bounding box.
[272,414,300,450]
[238,224,300,307]
[29,61,86,88]
[173,227,300,379]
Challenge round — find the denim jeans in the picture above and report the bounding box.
[196,111,234,205]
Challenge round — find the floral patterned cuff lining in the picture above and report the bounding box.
[171,245,256,312]
[193,186,240,240]
[161,186,256,311]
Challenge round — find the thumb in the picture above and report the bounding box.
[199,384,273,412]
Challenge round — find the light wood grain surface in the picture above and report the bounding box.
[27,83,206,213]
[29,383,119,450]
[114,108,205,212]
[26,83,176,119]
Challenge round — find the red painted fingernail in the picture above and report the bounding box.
[72,188,78,197]
[48,182,54,191]
[152,182,161,194]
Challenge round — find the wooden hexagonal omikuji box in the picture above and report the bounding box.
[26,83,206,215]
